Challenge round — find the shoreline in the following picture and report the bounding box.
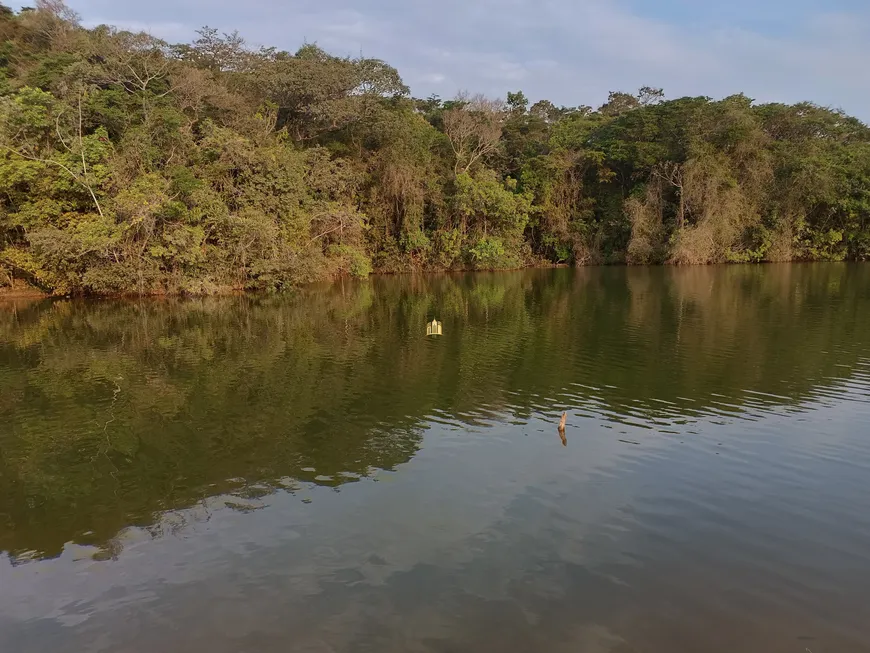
[1,260,863,300]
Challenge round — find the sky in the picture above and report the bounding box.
[7,0,870,120]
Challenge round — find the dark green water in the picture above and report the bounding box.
[2,265,870,652]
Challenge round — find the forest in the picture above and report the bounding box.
[2,1,870,295]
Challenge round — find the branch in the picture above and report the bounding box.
[2,145,104,218]
[309,224,343,244]
[55,110,72,152]
[308,211,352,244]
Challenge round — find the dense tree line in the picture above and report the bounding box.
[1,2,869,294]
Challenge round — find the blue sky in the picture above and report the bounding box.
[8,0,870,120]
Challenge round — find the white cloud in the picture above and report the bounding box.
[80,18,190,42]
[419,73,447,84]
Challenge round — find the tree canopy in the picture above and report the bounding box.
[1,2,869,294]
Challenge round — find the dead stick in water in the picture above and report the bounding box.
[558,412,567,446]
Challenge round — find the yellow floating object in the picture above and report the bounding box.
[426,319,443,337]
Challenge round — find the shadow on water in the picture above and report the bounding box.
[1,263,869,562]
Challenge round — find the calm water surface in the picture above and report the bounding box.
[1,265,870,653]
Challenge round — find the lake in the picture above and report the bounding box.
[1,264,869,653]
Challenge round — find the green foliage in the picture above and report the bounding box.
[433,227,464,268]
[328,243,373,278]
[0,2,869,295]
[469,235,508,268]
[454,172,532,234]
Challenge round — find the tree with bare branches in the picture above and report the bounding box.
[442,94,505,176]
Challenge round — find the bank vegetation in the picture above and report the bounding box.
[2,2,869,294]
